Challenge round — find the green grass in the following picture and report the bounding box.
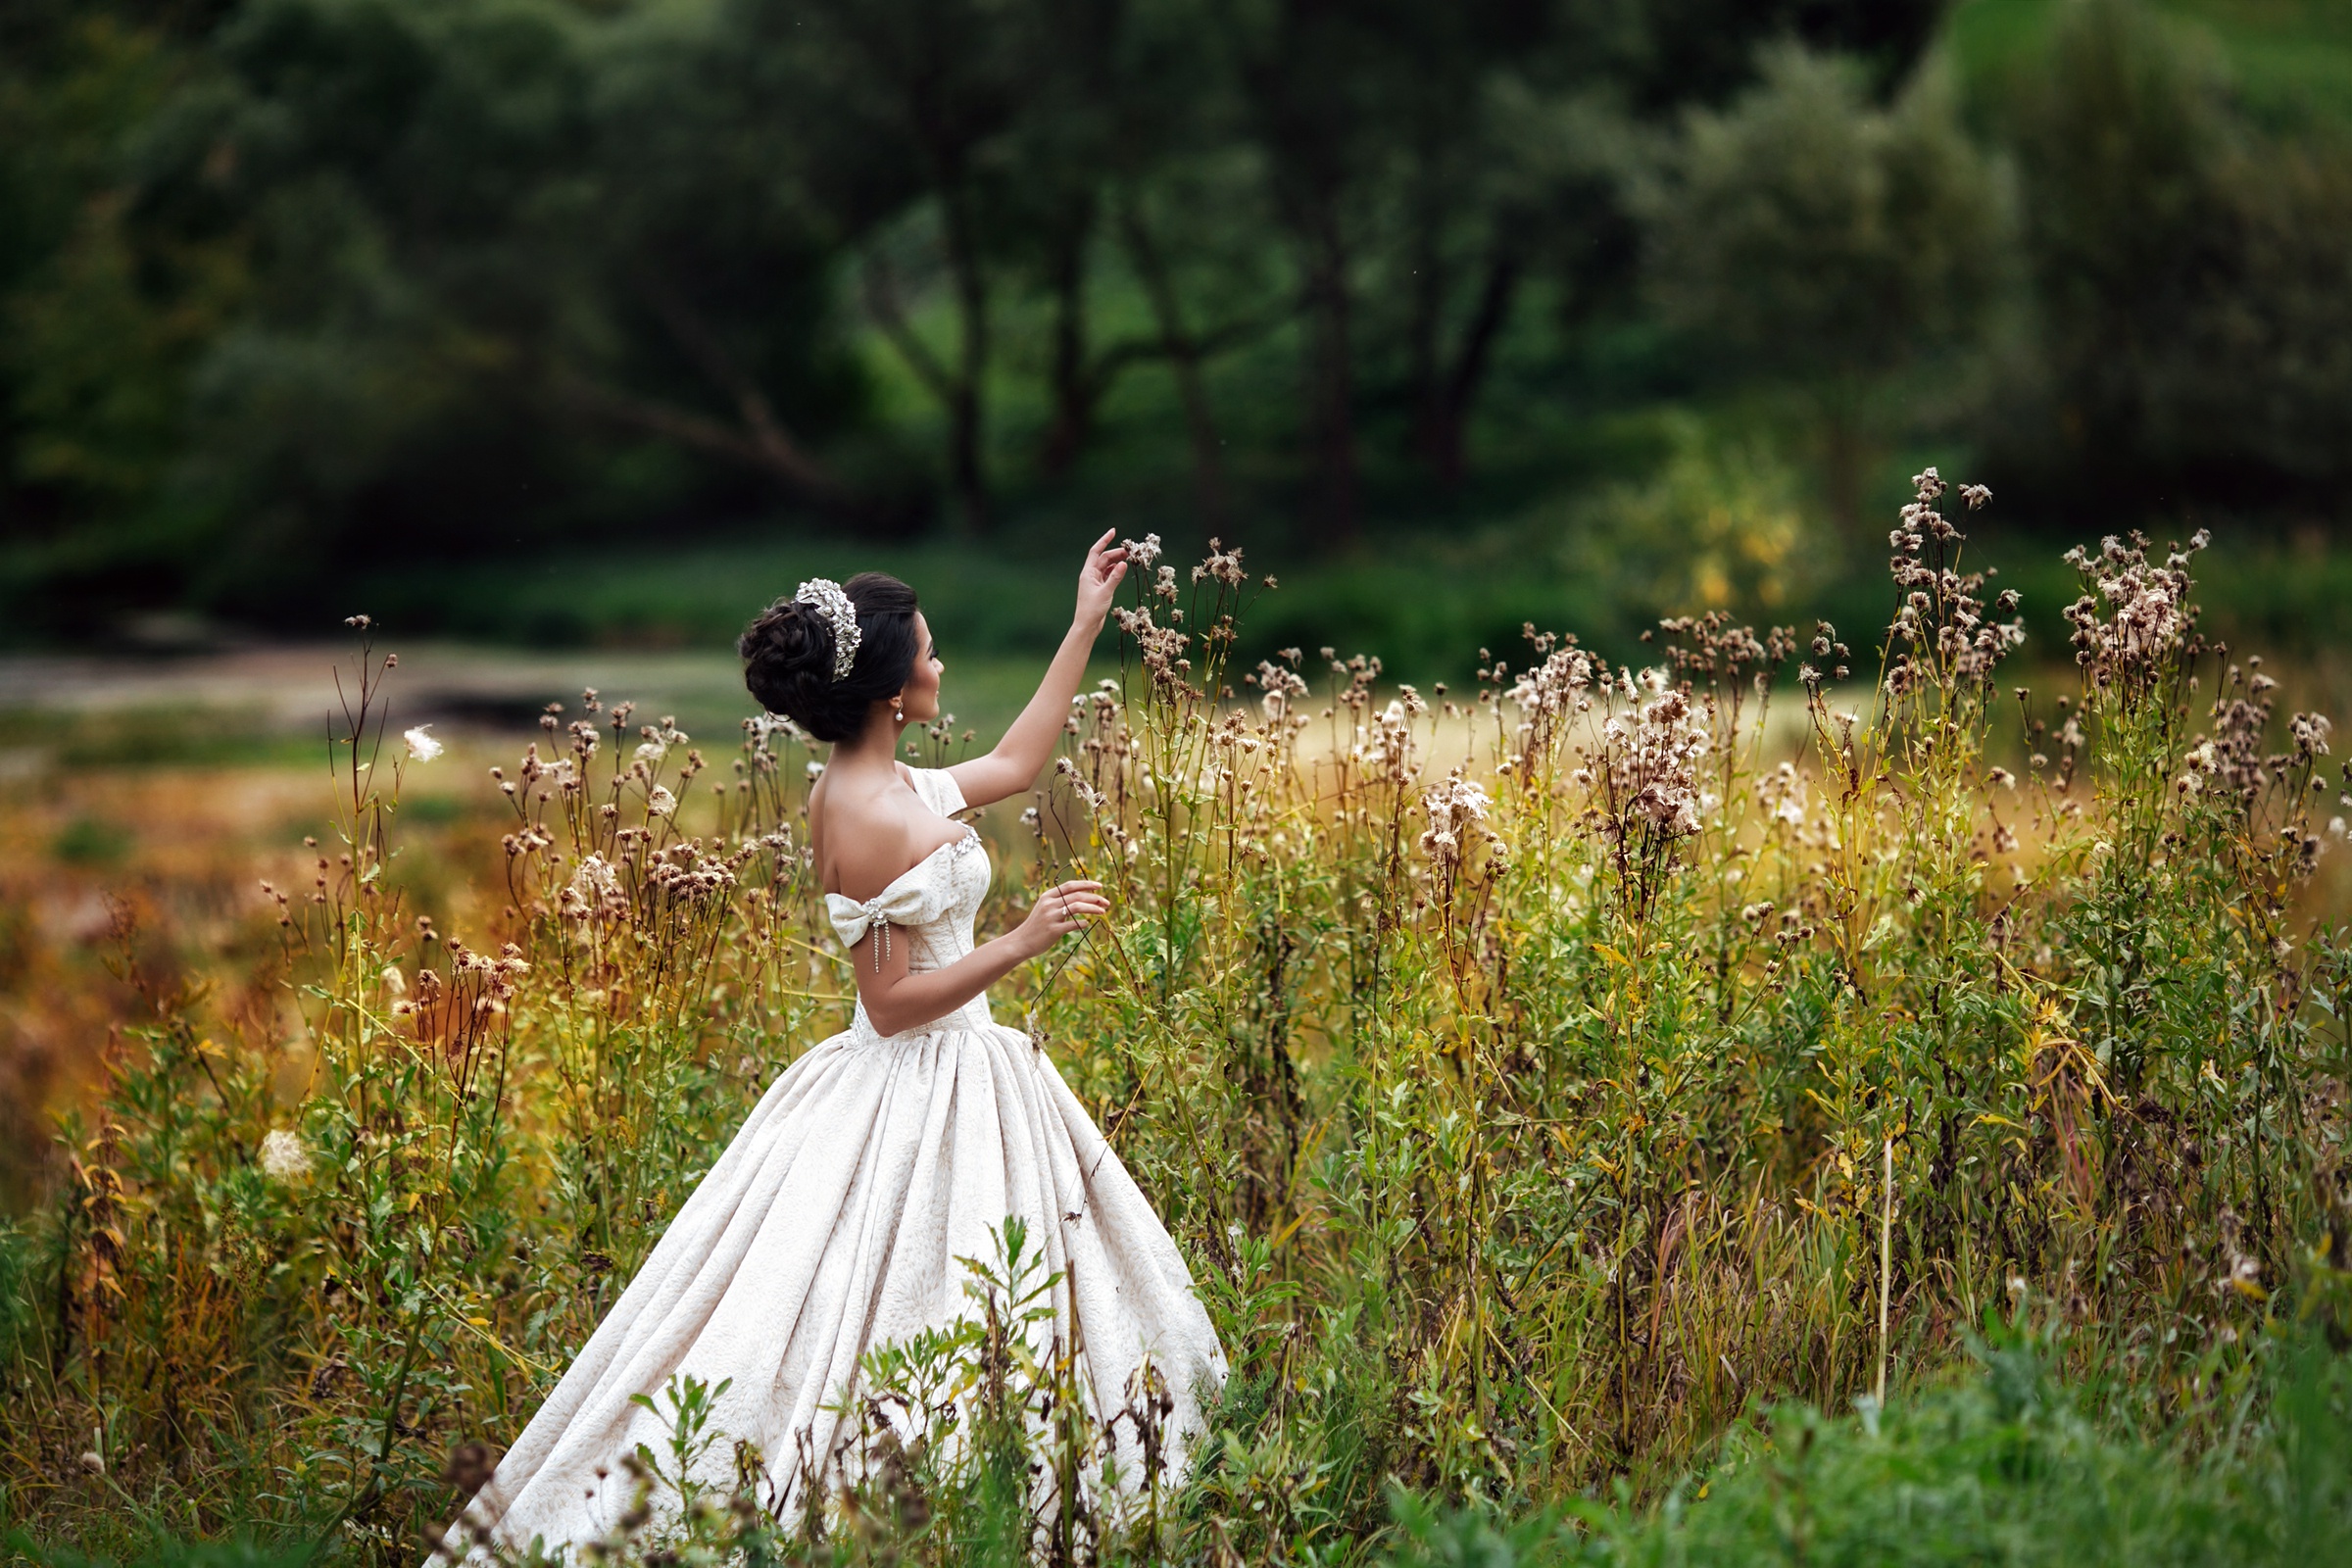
[0,706,322,770]
[1392,1328,2352,1568]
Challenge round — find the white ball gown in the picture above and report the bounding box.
[441,767,1226,1557]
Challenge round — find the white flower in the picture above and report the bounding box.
[403,725,443,762]
[1418,776,1493,875]
[260,1128,312,1180]
[647,786,677,817]
[635,740,666,764]
[807,760,825,779]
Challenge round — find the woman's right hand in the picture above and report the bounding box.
[1017,879,1108,956]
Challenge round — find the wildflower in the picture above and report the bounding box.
[1193,537,1247,587]
[1419,776,1492,869]
[1256,659,1309,722]
[404,725,444,762]
[1594,672,1709,842]
[807,760,825,779]
[635,739,667,764]
[2062,530,2207,697]
[260,1128,313,1180]
[569,855,621,906]
[1121,533,1163,571]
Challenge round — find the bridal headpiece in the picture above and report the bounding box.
[796,578,860,681]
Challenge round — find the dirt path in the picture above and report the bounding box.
[0,642,749,731]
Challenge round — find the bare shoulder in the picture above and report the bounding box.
[815,766,950,902]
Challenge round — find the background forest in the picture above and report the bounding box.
[5,0,2352,662]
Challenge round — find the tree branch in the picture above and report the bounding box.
[631,271,849,502]
[858,251,960,407]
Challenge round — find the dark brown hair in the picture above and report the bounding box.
[737,572,921,742]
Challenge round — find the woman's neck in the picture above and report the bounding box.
[828,711,905,773]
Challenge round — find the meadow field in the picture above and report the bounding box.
[2,478,2350,1566]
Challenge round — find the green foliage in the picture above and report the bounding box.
[33,0,2352,642]
[1640,46,2009,391]
[2000,0,2352,505]
[1554,412,1819,618]
[1636,43,2009,535]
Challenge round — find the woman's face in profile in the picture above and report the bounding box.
[899,611,944,722]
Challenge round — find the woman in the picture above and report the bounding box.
[445,532,1225,1557]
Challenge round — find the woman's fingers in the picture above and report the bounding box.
[1042,889,1109,924]
[1084,530,1127,583]
[1030,876,1109,939]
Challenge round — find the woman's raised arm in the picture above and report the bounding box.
[948,531,1126,808]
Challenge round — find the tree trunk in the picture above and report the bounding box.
[1118,199,1230,531]
[1416,243,1520,487]
[1299,201,1359,547]
[1039,195,1099,478]
[935,167,992,534]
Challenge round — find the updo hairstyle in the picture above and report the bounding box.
[738,572,922,743]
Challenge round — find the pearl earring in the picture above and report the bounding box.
[894,697,905,721]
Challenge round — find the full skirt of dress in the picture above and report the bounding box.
[448,1019,1226,1558]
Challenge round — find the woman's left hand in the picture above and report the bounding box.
[1074,529,1129,629]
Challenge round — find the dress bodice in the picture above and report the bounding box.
[821,767,995,1040]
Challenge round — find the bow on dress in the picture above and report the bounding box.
[825,880,933,971]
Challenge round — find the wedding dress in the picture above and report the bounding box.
[443,768,1226,1558]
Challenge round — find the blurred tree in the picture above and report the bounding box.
[26,0,2350,632]
[747,0,1045,534]
[1636,43,2008,538]
[1617,0,1947,113]
[1009,0,1277,526]
[2005,0,2352,512]
[1211,0,1394,546]
[997,0,1223,488]
[1385,4,1574,490]
[0,3,248,623]
[35,0,870,620]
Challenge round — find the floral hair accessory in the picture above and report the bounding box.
[795,578,860,681]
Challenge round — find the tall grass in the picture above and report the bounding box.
[2,474,2349,1564]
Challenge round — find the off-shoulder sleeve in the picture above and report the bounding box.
[907,766,968,819]
[825,880,938,950]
